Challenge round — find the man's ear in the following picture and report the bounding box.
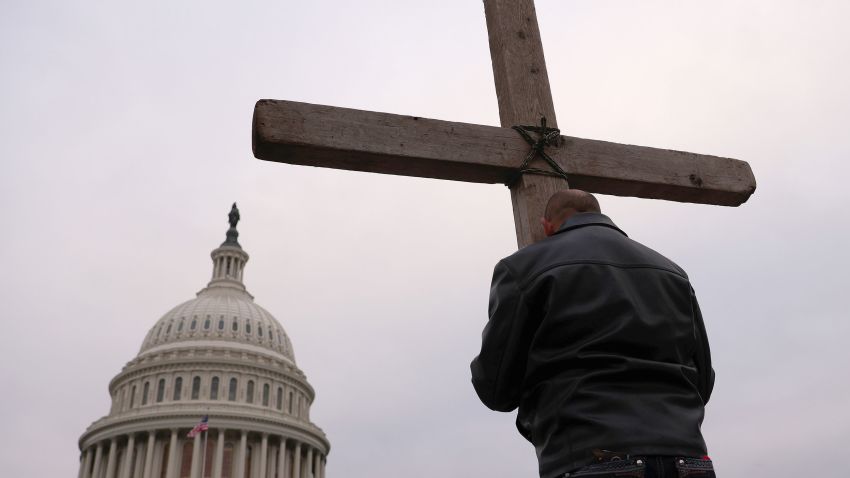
[541,217,555,237]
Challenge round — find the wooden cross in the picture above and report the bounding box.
[252,0,756,249]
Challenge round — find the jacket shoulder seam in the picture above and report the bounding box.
[518,260,688,290]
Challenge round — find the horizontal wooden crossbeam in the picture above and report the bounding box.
[253,100,756,206]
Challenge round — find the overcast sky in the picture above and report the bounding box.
[2,1,849,477]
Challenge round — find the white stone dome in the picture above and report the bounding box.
[139,286,296,363]
[78,204,329,478]
[138,211,297,363]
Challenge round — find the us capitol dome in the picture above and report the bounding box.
[78,204,330,478]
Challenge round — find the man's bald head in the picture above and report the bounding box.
[541,190,601,236]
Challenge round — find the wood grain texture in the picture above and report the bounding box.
[484,0,564,247]
[483,0,557,128]
[253,99,756,205]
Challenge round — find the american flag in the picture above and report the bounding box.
[187,415,209,438]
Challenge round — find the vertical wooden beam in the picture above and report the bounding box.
[484,0,567,248]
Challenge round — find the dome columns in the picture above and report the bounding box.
[211,247,249,285]
[207,246,250,294]
[104,438,118,478]
[79,427,326,478]
[119,434,136,478]
[91,443,104,478]
[304,448,313,478]
[277,439,287,478]
[189,431,203,478]
[259,433,270,478]
[213,429,226,478]
[165,429,180,478]
[79,447,94,478]
[237,430,248,478]
[143,432,157,478]
[291,442,301,478]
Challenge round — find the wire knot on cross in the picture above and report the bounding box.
[508,116,569,188]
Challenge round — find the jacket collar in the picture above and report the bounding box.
[554,212,628,237]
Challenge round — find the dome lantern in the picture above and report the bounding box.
[204,203,250,297]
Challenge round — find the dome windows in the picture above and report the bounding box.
[113,370,314,438]
[191,376,201,400]
[118,372,310,411]
[228,378,237,401]
[210,377,220,400]
[173,377,183,401]
[120,374,301,407]
[141,301,294,363]
[142,382,150,406]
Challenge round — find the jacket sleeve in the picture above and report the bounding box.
[470,260,534,412]
[691,287,715,404]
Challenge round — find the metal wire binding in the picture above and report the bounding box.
[507,116,569,187]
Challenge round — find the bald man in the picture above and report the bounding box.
[471,190,715,478]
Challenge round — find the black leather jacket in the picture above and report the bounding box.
[471,213,714,478]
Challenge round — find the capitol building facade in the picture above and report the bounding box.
[78,205,330,478]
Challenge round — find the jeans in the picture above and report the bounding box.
[563,456,716,477]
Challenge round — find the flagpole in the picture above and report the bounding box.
[200,428,208,478]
